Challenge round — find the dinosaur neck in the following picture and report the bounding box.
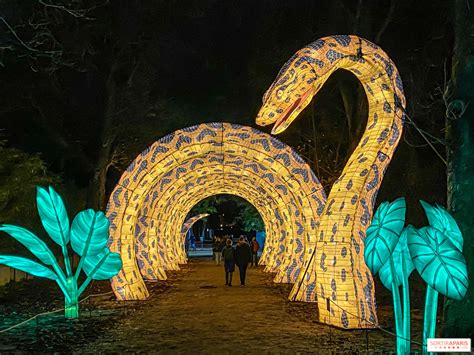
[290,36,406,329]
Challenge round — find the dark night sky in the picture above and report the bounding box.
[0,0,451,225]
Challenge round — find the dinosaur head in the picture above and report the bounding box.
[256,49,319,135]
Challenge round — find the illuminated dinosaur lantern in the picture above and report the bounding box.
[256,35,405,328]
[106,35,404,330]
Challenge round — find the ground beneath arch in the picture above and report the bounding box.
[1,258,425,353]
[81,258,396,353]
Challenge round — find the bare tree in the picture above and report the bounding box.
[442,0,474,338]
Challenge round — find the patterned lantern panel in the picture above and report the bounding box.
[256,35,406,328]
[106,123,325,304]
[179,213,209,262]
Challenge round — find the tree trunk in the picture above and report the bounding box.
[442,0,474,339]
[339,81,367,155]
[86,64,118,211]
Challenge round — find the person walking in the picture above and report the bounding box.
[222,239,235,286]
[190,233,196,252]
[213,236,222,265]
[219,235,226,253]
[250,236,260,266]
[234,236,252,286]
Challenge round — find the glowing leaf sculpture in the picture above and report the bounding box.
[70,210,109,257]
[408,226,468,300]
[407,223,468,354]
[36,186,70,247]
[83,249,122,280]
[0,256,58,280]
[367,198,469,354]
[378,226,415,289]
[420,200,463,251]
[365,197,407,353]
[378,225,415,352]
[0,225,58,266]
[365,197,406,274]
[0,186,122,319]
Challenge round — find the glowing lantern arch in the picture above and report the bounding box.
[107,34,407,330]
[106,122,327,302]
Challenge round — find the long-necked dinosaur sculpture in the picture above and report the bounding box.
[256,35,406,328]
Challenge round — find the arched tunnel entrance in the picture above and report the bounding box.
[106,122,376,329]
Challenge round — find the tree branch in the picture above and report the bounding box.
[375,0,396,43]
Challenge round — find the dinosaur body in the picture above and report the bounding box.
[257,35,406,328]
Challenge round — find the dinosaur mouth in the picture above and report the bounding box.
[271,89,313,135]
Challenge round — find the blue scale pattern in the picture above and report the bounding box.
[306,39,325,50]
[274,153,290,166]
[292,168,309,182]
[388,121,400,146]
[275,184,288,194]
[182,125,199,132]
[341,310,349,328]
[190,159,204,169]
[332,35,351,46]
[295,238,303,253]
[366,164,379,191]
[351,235,360,254]
[306,282,316,302]
[250,139,270,151]
[326,49,344,63]
[341,269,347,282]
[294,56,325,68]
[197,128,217,141]
[320,253,327,272]
[377,128,388,143]
[160,132,175,144]
[175,135,192,149]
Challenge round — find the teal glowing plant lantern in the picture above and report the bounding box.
[0,186,122,319]
[409,201,468,354]
[364,197,408,353]
[365,198,469,354]
[378,225,415,352]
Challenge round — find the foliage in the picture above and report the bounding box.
[378,226,415,289]
[365,198,406,274]
[236,204,265,232]
[0,186,122,319]
[189,197,218,215]
[188,195,264,233]
[408,226,468,300]
[0,141,59,249]
[365,198,407,353]
[365,199,469,354]
[419,200,463,251]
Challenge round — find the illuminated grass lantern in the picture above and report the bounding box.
[0,186,122,319]
[365,199,469,354]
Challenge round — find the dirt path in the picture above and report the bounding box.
[80,258,398,353]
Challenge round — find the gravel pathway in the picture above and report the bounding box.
[79,258,402,354]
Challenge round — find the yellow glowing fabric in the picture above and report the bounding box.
[106,35,405,330]
[256,35,405,328]
[106,123,325,301]
[179,213,209,262]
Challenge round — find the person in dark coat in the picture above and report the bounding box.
[212,236,222,265]
[222,238,235,286]
[234,236,252,286]
[250,236,260,266]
